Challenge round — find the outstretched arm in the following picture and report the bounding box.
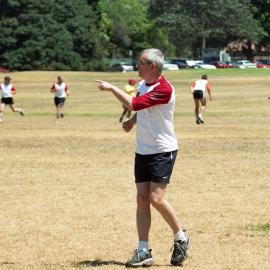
[96,80,133,110]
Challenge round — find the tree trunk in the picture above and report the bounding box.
[202,36,206,59]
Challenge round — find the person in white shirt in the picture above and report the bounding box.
[50,76,70,121]
[96,48,189,267]
[0,76,24,123]
[190,74,212,124]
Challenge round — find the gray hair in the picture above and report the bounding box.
[140,48,164,73]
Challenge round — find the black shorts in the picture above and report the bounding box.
[135,150,177,184]
[193,90,203,99]
[1,97,14,105]
[54,97,66,107]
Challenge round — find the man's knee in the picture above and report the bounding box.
[149,193,164,208]
[137,193,150,206]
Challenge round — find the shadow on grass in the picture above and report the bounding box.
[1,262,15,265]
[75,259,165,267]
[76,259,125,267]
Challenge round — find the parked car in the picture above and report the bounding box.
[256,60,270,68]
[109,62,134,72]
[170,59,188,69]
[163,63,179,71]
[186,60,202,68]
[211,61,231,68]
[234,60,257,69]
[230,61,243,68]
[194,62,216,69]
[225,61,234,68]
[0,67,9,73]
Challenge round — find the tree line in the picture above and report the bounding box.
[0,0,269,71]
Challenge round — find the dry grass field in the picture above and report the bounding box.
[0,70,269,270]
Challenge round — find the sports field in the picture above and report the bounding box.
[0,69,269,270]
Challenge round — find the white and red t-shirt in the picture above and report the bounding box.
[0,83,16,98]
[191,79,211,96]
[51,82,68,98]
[132,76,178,155]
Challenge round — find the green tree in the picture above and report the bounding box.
[98,0,173,60]
[149,0,265,59]
[250,0,270,48]
[0,0,108,70]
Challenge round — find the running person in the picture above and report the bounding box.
[50,76,70,121]
[119,79,136,123]
[96,48,189,267]
[190,74,212,124]
[0,76,24,123]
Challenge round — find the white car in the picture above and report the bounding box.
[186,60,202,68]
[163,63,179,71]
[194,62,217,69]
[235,60,257,69]
[109,62,134,72]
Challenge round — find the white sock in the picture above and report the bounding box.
[174,230,187,242]
[138,241,149,251]
[199,114,203,119]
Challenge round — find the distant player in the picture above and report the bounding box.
[0,76,24,123]
[190,74,212,124]
[119,79,136,122]
[50,76,70,122]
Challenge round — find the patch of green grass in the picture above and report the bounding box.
[246,223,270,232]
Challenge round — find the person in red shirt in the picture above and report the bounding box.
[190,74,212,124]
[0,76,24,123]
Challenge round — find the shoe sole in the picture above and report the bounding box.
[125,258,154,268]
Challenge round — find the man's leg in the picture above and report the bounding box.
[56,106,60,120]
[149,182,180,234]
[149,182,189,266]
[127,110,131,118]
[199,98,206,123]
[60,106,64,118]
[194,99,200,124]
[125,182,154,267]
[119,108,128,122]
[10,104,24,115]
[0,103,5,122]
[136,182,151,243]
